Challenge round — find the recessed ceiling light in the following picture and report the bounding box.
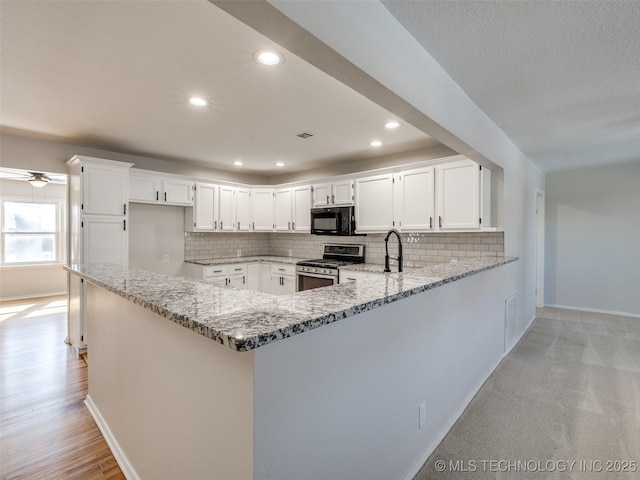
[253,49,284,66]
[275,162,285,167]
[188,97,208,107]
[384,121,400,129]
[233,161,243,167]
[370,140,383,147]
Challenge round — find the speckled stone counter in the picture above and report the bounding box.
[65,256,517,352]
[186,255,303,266]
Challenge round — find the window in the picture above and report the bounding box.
[1,199,65,265]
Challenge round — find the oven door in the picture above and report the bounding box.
[297,271,337,292]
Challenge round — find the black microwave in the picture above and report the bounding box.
[310,206,358,236]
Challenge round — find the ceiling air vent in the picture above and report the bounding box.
[296,132,314,139]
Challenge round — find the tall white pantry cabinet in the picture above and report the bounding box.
[66,155,133,354]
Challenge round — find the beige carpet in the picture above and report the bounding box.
[414,307,640,479]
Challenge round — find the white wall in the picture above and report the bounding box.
[0,179,68,300]
[0,132,267,184]
[545,163,640,316]
[255,262,516,480]
[128,203,185,276]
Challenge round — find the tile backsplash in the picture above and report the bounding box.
[185,231,504,266]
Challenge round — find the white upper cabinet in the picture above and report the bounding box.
[395,166,435,232]
[236,188,252,231]
[292,185,311,232]
[129,170,193,206]
[355,173,394,233]
[275,188,293,231]
[192,183,217,231]
[274,186,311,232]
[435,159,480,230]
[162,178,193,206]
[252,189,275,231]
[130,173,160,203]
[81,161,129,216]
[218,186,236,231]
[312,180,354,207]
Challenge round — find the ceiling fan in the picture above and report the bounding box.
[0,167,67,187]
[27,172,51,187]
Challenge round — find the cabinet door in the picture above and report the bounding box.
[397,167,435,231]
[130,172,160,203]
[236,188,252,231]
[193,183,217,231]
[82,163,128,215]
[218,186,236,231]
[228,273,247,289]
[292,185,311,232]
[355,174,394,233]
[251,189,274,231]
[312,183,332,207]
[82,215,128,265]
[332,180,354,205]
[162,178,193,206]
[275,188,293,231]
[436,160,480,230]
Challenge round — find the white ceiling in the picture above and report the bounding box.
[0,1,435,177]
[382,0,640,172]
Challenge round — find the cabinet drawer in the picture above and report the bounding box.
[228,264,247,275]
[270,263,295,276]
[204,265,229,277]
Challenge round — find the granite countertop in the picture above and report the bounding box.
[186,256,303,266]
[65,256,517,352]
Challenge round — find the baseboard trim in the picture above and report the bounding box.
[0,291,67,302]
[545,304,640,319]
[84,395,139,480]
[401,356,503,480]
[402,313,537,480]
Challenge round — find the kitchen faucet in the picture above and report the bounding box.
[383,229,403,273]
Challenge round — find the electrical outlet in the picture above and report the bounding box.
[163,254,170,263]
[237,249,241,257]
[419,402,427,429]
[288,249,292,257]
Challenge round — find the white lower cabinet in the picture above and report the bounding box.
[269,263,296,295]
[184,263,247,288]
[185,262,296,294]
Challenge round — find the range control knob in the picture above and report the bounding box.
[312,268,317,273]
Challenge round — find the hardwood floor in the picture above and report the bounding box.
[0,296,124,480]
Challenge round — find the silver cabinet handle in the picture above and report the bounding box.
[156,191,159,201]
[214,220,217,229]
[164,192,167,202]
[123,219,126,231]
[221,221,223,229]
[292,221,295,230]
[252,222,255,230]
[238,222,240,230]
[439,216,442,228]
[123,204,127,215]
[278,268,285,272]
[430,217,433,229]
[243,275,245,284]
[332,194,335,204]
[214,270,223,273]
[326,195,329,204]
[288,221,291,230]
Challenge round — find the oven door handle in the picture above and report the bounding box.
[296,271,337,281]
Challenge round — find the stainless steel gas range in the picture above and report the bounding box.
[296,243,365,292]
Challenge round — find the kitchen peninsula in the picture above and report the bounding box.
[66,256,517,480]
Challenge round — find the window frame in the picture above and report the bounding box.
[1,196,67,267]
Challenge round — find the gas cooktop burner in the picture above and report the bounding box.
[296,243,366,270]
